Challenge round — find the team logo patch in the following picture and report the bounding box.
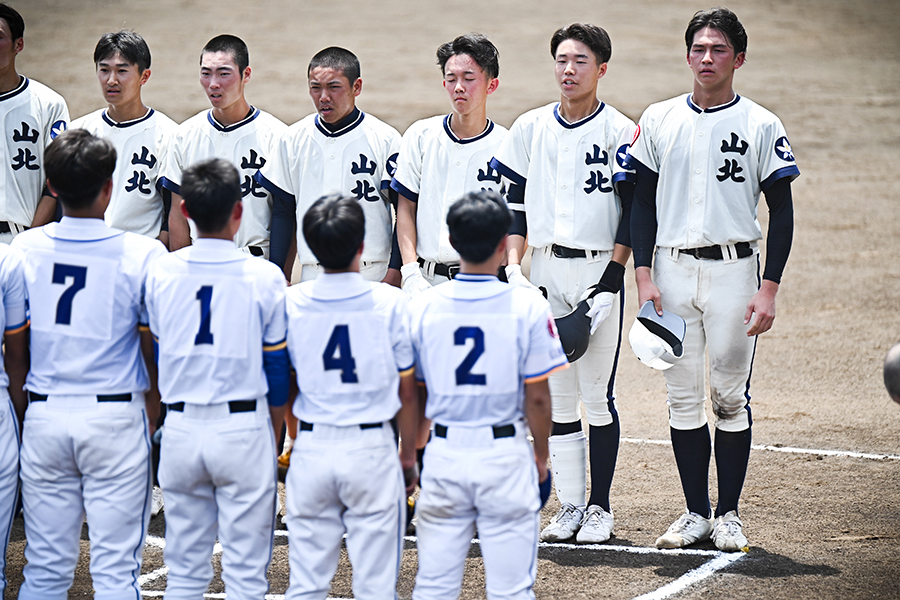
[631,125,641,145]
[774,136,795,162]
[50,120,67,139]
[616,143,631,169]
[387,152,399,177]
[548,316,559,339]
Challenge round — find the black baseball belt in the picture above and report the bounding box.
[418,258,460,279]
[434,423,515,439]
[167,400,256,413]
[28,392,132,403]
[680,242,752,260]
[299,420,383,431]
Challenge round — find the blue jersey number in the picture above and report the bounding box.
[194,285,214,345]
[455,326,486,386]
[52,263,87,325]
[323,324,358,383]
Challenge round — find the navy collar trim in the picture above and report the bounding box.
[314,108,364,138]
[443,115,495,144]
[553,101,605,129]
[207,106,260,132]
[455,273,498,282]
[686,93,741,114]
[0,76,28,102]
[102,108,155,128]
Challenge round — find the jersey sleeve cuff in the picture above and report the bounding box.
[398,365,416,378]
[4,319,28,335]
[489,158,526,187]
[524,361,569,384]
[158,176,181,196]
[264,338,288,352]
[390,179,419,203]
[255,172,296,204]
[623,155,657,177]
[612,171,636,185]
[760,166,800,191]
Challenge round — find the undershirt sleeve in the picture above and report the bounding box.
[761,177,794,284]
[630,170,660,269]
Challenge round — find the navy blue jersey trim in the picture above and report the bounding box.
[443,115,495,144]
[207,107,260,132]
[102,108,155,128]
[254,172,295,204]
[0,76,28,102]
[553,102,606,129]
[760,165,800,191]
[380,180,391,190]
[612,171,635,185]
[489,157,526,187]
[390,179,418,203]
[454,273,497,282]
[623,155,657,177]
[314,109,364,138]
[686,94,741,114]
[159,176,180,196]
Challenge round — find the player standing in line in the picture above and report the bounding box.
[409,190,564,600]
[282,194,418,599]
[393,33,507,295]
[147,158,289,599]
[163,34,286,257]
[12,129,165,600]
[257,46,401,284]
[628,7,799,551]
[0,240,27,599]
[0,3,69,243]
[490,23,636,543]
[72,31,177,247]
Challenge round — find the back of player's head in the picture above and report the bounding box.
[550,23,612,65]
[308,46,360,83]
[44,129,116,211]
[436,33,499,80]
[685,7,747,56]
[94,30,151,73]
[181,159,241,234]
[447,190,512,264]
[302,194,365,270]
[0,3,24,41]
[202,34,249,73]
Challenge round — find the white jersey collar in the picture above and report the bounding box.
[553,101,606,129]
[176,237,244,263]
[438,273,509,300]
[0,76,28,102]
[442,115,495,144]
[305,271,371,301]
[207,106,260,132]
[46,216,123,242]
[686,93,741,114]
[102,108,155,128]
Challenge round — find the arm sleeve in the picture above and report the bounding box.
[614,181,634,248]
[388,222,402,270]
[267,189,297,270]
[761,177,794,284]
[263,347,290,407]
[262,275,289,407]
[630,169,659,269]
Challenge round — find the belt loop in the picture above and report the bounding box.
[586,249,601,264]
[720,243,738,264]
[424,260,436,279]
[541,245,553,260]
[666,247,679,262]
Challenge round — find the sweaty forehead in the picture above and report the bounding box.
[200,50,238,70]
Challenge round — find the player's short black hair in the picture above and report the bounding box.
[302,194,365,270]
[550,23,612,65]
[181,159,241,234]
[447,190,512,264]
[44,130,117,211]
[436,33,499,80]
[201,34,249,73]
[685,7,747,56]
[308,46,360,84]
[0,3,24,41]
[94,30,151,73]
[885,343,900,404]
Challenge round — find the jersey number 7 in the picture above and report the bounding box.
[52,263,87,325]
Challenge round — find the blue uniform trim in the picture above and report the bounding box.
[443,115,495,144]
[128,409,153,599]
[206,107,260,132]
[313,109,364,138]
[254,171,295,204]
[398,361,416,374]
[390,179,418,203]
[612,171,635,185]
[760,165,800,191]
[102,108,155,128]
[263,347,290,407]
[623,155,657,177]
[158,176,180,196]
[686,94,741,114]
[489,157,526,187]
[4,318,27,333]
[553,102,605,129]
[0,76,28,102]
[524,361,569,382]
[605,284,625,409]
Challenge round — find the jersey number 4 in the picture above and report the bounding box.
[323,325,358,383]
[52,263,87,325]
[455,326,486,386]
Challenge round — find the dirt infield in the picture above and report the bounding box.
[7,0,900,598]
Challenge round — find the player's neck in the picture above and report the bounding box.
[212,98,252,127]
[0,65,20,95]
[448,111,488,140]
[691,84,736,110]
[106,99,150,124]
[558,95,600,124]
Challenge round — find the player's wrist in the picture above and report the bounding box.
[596,261,625,293]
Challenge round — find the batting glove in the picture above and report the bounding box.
[505,264,541,292]
[400,262,433,297]
[580,261,626,335]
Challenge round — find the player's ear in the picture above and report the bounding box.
[597,62,608,79]
[140,68,152,86]
[179,199,190,220]
[353,78,362,97]
[486,77,499,95]
[733,52,746,70]
[242,66,251,84]
[13,37,23,55]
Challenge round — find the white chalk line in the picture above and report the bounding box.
[622,437,900,461]
[633,551,747,600]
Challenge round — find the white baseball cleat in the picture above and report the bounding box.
[711,510,749,552]
[150,486,164,518]
[576,505,614,543]
[655,510,712,548]
[540,502,584,542]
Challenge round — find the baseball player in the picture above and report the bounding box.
[885,343,900,404]
[409,190,564,600]
[392,33,507,295]
[282,193,418,599]
[163,34,286,257]
[72,30,177,246]
[0,3,69,243]
[257,46,401,284]
[627,7,799,552]
[490,23,636,544]
[147,158,289,599]
[12,129,165,600]
[0,243,27,599]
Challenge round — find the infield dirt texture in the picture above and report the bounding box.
[6,0,900,598]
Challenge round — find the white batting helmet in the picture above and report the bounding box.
[629,301,685,370]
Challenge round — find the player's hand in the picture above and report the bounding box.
[745,280,778,336]
[505,264,540,292]
[635,266,662,315]
[581,288,615,335]
[400,263,433,297]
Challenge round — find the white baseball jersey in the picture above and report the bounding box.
[0,76,69,227]
[72,108,177,238]
[258,110,400,265]
[286,271,414,425]
[146,237,287,405]
[627,93,800,248]
[161,108,286,250]
[409,273,568,427]
[0,244,26,387]
[391,115,507,264]
[11,217,166,395]
[491,102,635,251]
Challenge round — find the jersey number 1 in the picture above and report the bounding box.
[194,285,214,345]
[323,325,358,383]
[52,263,87,325]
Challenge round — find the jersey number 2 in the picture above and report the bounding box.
[323,325,358,383]
[52,263,87,325]
[455,326,486,386]
[194,285,214,345]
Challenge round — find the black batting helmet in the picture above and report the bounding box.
[555,299,592,362]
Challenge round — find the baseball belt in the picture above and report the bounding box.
[434,423,515,439]
[418,258,460,279]
[166,400,256,413]
[0,222,9,234]
[680,241,752,260]
[28,392,131,403]
[299,420,383,431]
[247,246,264,257]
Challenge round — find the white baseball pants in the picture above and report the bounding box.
[0,391,20,600]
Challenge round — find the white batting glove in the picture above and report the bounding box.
[400,262,433,297]
[580,288,615,335]
[505,264,541,292]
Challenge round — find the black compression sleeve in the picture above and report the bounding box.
[269,193,297,270]
[506,180,527,237]
[761,177,794,284]
[630,170,660,269]
[615,181,635,248]
[388,222,402,270]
